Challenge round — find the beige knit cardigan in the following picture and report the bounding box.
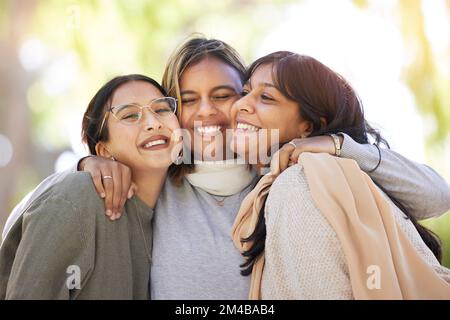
[232,153,450,299]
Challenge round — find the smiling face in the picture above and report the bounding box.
[96,81,181,171]
[230,63,311,164]
[179,56,243,161]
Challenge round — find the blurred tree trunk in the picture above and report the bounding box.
[0,0,37,231]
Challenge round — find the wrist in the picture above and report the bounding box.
[328,134,342,157]
[337,133,344,146]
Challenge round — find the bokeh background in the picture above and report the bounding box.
[0,0,449,266]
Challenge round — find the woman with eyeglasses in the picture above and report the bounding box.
[3,37,450,300]
[78,38,449,299]
[0,74,181,299]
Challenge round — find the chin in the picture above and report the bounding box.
[144,152,175,169]
[144,160,173,170]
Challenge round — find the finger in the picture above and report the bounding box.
[121,167,132,200]
[92,173,106,198]
[279,144,294,172]
[102,170,114,218]
[270,150,281,175]
[116,168,132,219]
[128,182,138,199]
[111,166,123,219]
[289,146,304,164]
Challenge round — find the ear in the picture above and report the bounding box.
[297,120,314,138]
[95,142,112,159]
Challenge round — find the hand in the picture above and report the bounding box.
[81,156,136,220]
[270,135,344,175]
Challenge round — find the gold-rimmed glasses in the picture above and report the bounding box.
[98,97,177,139]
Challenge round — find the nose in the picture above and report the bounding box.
[234,94,255,114]
[197,98,218,118]
[142,108,162,131]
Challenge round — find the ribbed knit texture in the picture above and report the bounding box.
[261,165,450,300]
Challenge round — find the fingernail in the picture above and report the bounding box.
[100,193,106,198]
[106,210,112,216]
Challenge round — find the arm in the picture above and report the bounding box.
[2,155,133,241]
[339,133,450,219]
[2,165,79,241]
[273,135,450,220]
[2,196,92,299]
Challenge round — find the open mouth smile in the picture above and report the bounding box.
[139,135,170,151]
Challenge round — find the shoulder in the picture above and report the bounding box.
[14,172,105,253]
[266,164,317,221]
[23,172,103,222]
[46,172,97,198]
[270,164,310,196]
[37,172,100,205]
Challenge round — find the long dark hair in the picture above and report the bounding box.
[81,74,166,155]
[240,51,442,276]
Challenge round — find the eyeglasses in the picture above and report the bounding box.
[98,97,177,139]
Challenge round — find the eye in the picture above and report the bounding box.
[240,90,249,97]
[154,108,171,113]
[212,94,231,101]
[121,113,140,120]
[261,94,274,101]
[181,98,197,105]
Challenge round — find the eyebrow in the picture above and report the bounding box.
[110,97,164,109]
[262,82,276,88]
[180,85,239,95]
[244,82,277,89]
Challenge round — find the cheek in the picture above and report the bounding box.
[108,124,138,152]
[221,98,239,118]
[162,116,180,131]
[230,102,240,124]
[277,107,302,143]
[255,105,299,144]
[180,108,194,129]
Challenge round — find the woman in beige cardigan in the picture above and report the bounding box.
[230,51,450,299]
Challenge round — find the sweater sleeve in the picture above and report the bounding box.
[3,195,92,299]
[262,165,353,300]
[2,165,79,241]
[340,133,450,220]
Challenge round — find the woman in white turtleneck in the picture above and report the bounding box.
[5,37,450,299]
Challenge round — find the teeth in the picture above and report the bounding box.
[195,125,222,134]
[143,139,166,148]
[237,122,259,131]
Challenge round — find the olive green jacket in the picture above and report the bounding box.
[0,172,153,299]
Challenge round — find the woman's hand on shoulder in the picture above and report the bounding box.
[79,156,137,220]
[270,135,343,175]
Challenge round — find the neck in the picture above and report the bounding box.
[132,168,167,208]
